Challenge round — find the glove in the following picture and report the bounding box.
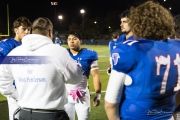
[107,65,111,75]
[93,93,101,107]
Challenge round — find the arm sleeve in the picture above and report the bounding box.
[105,70,126,103]
[60,49,84,84]
[109,57,112,66]
[0,64,18,99]
[90,51,99,69]
[90,60,98,68]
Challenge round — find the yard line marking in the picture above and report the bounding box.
[90,91,106,94]
[98,61,109,62]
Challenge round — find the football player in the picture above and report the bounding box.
[107,10,134,75]
[105,1,178,120]
[65,30,102,120]
[0,16,32,120]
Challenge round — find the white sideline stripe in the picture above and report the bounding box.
[98,61,109,62]
[90,91,106,94]
[98,56,109,57]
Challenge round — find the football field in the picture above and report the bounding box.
[0,44,110,120]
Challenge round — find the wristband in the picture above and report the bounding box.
[95,93,101,100]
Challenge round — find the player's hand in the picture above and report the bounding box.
[93,93,101,107]
[107,65,111,75]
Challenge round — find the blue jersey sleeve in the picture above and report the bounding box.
[111,46,137,73]
[92,50,98,61]
[0,42,11,56]
[109,40,114,52]
[0,39,12,56]
[83,49,98,77]
[85,48,98,61]
[0,38,21,56]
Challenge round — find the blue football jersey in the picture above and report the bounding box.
[109,40,119,52]
[55,38,61,44]
[117,34,135,43]
[109,34,135,54]
[111,39,180,119]
[67,48,98,78]
[0,38,21,56]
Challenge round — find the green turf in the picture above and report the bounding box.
[88,93,108,120]
[0,45,110,120]
[63,45,110,56]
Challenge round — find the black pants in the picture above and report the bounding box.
[19,108,69,120]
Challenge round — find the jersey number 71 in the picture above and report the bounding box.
[155,54,180,94]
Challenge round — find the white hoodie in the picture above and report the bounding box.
[0,34,83,110]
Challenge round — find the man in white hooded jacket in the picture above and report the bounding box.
[0,17,83,120]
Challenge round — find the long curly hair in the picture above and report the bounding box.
[129,1,175,40]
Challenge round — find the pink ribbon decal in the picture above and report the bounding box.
[69,89,83,101]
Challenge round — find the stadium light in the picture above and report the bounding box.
[80,9,85,32]
[58,15,63,27]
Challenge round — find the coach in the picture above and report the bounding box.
[0,17,83,120]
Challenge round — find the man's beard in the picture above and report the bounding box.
[125,29,131,35]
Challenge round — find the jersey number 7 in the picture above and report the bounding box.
[155,54,180,94]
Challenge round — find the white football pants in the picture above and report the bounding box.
[65,88,90,120]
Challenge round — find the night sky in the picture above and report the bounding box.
[1,0,180,29]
